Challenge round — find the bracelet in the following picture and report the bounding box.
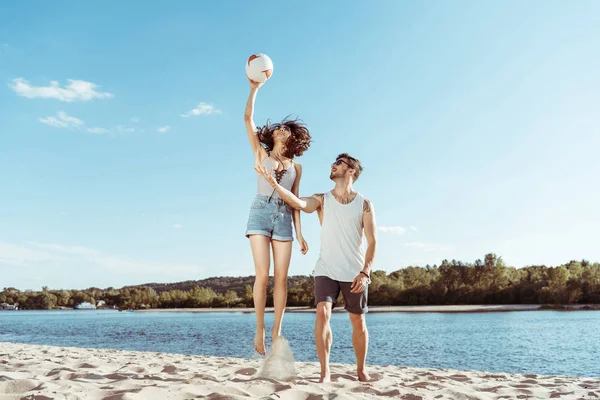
[360,271,370,279]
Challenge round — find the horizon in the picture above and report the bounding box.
[2,1,599,291]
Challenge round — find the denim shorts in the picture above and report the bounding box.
[245,194,294,241]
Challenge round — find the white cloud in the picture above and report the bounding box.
[130,117,140,123]
[410,226,418,231]
[180,102,221,117]
[173,224,183,229]
[87,127,111,134]
[39,111,84,129]
[157,126,170,133]
[39,112,113,135]
[116,125,137,134]
[0,242,65,265]
[8,241,204,277]
[401,242,454,252]
[378,226,405,234]
[10,78,113,102]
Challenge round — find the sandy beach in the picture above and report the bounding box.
[1,342,598,400]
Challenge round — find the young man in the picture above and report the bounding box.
[255,153,377,383]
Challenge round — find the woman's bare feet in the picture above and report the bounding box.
[271,326,281,343]
[254,327,266,355]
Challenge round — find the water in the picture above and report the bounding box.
[1,310,598,378]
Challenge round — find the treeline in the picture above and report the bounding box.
[2,254,599,310]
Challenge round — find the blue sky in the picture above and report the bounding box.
[1,1,599,291]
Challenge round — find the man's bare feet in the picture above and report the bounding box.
[319,368,331,383]
[254,327,266,355]
[357,369,371,382]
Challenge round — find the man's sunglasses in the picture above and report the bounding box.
[333,159,353,168]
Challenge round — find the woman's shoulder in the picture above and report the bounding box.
[293,160,302,174]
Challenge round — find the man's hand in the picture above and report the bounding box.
[350,273,369,293]
[254,165,277,188]
[297,235,308,255]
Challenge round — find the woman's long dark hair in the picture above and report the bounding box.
[257,116,312,158]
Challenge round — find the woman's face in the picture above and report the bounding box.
[273,124,291,142]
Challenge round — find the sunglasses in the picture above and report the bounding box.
[333,159,353,168]
[273,124,291,132]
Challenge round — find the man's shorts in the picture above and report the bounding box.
[314,275,368,314]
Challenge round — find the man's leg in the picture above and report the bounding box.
[340,282,370,381]
[349,312,370,381]
[315,301,333,383]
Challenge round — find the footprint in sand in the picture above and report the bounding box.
[550,391,576,398]
[405,381,429,389]
[103,373,130,381]
[580,382,600,389]
[511,384,534,389]
[481,374,506,380]
[77,363,97,369]
[448,374,471,383]
[331,373,356,382]
[400,395,423,400]
[46,368,76,377]
[304,395,325,400]
[366,372,383,382]
[192,373,220,382]
[161,365,177,374]
[236,367,257,376]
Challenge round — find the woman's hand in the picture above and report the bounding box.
[248,77,264,90]
[254,165,277,188]
[297,235,308,255]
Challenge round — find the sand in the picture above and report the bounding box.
[1,341,598,400]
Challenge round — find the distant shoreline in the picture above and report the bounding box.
[134,304,600,314]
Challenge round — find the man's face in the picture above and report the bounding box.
[330,158,354,180]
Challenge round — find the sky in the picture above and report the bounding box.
[1,1,599,291]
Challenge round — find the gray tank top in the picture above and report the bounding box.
[257,157,296,198]
[314,191,366,282]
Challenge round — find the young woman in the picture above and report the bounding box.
[244,78,311,355]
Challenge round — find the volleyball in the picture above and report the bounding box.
[245,53,273,83]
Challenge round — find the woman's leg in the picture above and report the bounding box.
[271,239,292,341]
[249,234,271,355]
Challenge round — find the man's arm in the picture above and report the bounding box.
[350,198,377,293]
[255,165,322,212]
[361,199,377,276]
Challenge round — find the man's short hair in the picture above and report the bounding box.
[336,153,363,181]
